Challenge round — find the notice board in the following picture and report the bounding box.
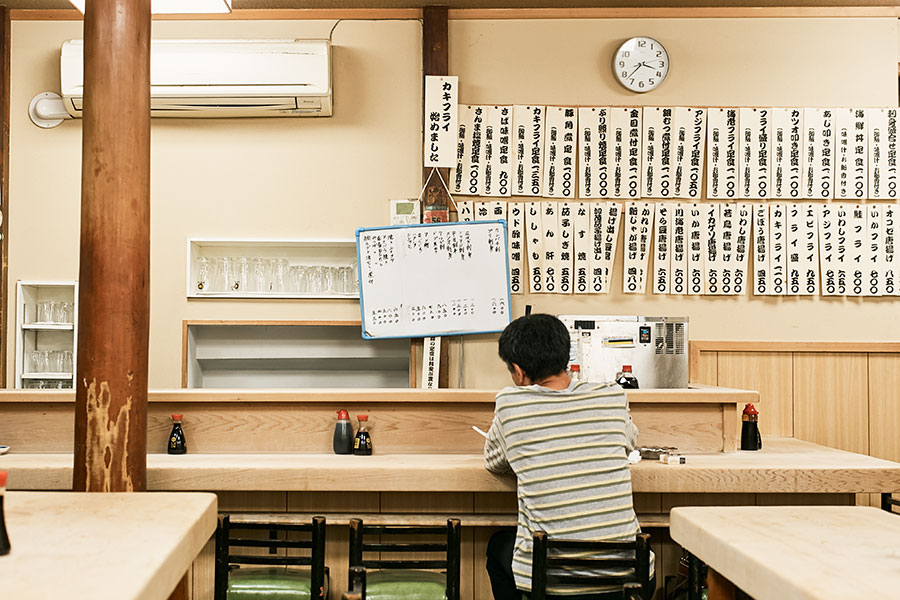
[356,220,511,339]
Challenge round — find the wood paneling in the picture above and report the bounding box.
[0,6,9,388]
[630,403,731,453]
[717,351,793,437]
[190,538,215,600]
[690,349,718,385]
[216,491,287,512]
[868,353,900,463]
[660,493,756,512]
[754,493,853,506]
[793,352,868,456]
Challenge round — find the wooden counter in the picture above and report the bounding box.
[0,491,217,600]
[670,505,900,600]
[4,438,899,493]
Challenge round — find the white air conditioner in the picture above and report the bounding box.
[60,38,332,118]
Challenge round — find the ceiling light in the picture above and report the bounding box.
[68,0,232,14]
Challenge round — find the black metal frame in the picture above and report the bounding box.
[214,514,327,600]
[882,492,900,514]
[347,518,462,600]
[530,531,652,600]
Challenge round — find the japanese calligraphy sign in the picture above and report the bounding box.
[456,200,474,222]
[590,202,623,293]
[868,108,898,200]
[490,200,508,221]
[835,109,868,200]
[769,203,787,295]
[421,336,441,389]
[541,201,560,292]
[642,107,674,198]
[739,108,771,200]
[703,203,721,295]
[786,203,819,295]
[883,203,897,295]
[865,203,883,296]
[847,203,867,296]
[474,201,492,221]
[753,203,770,295]
[610,108,643,199]
[508,202,525,294]
[526,201,544,293]
[543,107,578,198]
[452,105,484,196]
[670,203,688,294]
[558,202,574,293]
[513,106,545,196]
[653,203,671,294]
[483,106,512,197]
[804,108,835,199]
[573,202,591,293]
[771,108,804,200]
[707,108,740,200]
[718,204,736,295]
[818,203,840,296]
[733,204,751,295]
[673,107,706,199]
[424,76,458,168]
[578,107,609,199]
[687,203,705,295]
[623,201,654,293]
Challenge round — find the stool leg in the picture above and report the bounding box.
[687,552,702,600]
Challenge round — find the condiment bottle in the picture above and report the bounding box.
[353,415,372,456]
[740,403,762,451]
[569,364,581,382]
[333,409,354,455]
[615,365,639,389]
[168,414,187,455]
[0,470,10,555]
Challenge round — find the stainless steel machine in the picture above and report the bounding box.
[556,315,689,389]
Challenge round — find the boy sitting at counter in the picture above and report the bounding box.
[483,313,654,599]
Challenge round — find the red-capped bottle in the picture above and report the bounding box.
[333,409,354,455]
[0,470,10,555]
[168,414,187,455]
[353,415,372,456]
[741,403,762,451]
[616,365,639,389]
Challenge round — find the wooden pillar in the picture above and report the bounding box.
[0,7,10,388]
[421,5,451,387]
[73,0,152,493]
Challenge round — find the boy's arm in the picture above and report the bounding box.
[483,416,512,474]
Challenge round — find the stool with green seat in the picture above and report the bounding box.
[347,518,461,600]
[215,514,328,600]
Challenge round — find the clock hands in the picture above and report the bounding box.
[627,64,642,78]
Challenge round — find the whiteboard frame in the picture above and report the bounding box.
[356,219,512,340]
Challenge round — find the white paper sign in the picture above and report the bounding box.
[804,108,835,199]
[421,335,441,389]
[673,108,706,199]
[739,108,771,199]
[590,202,622,293]
[424,75,459,168]
[465,106,487,196]
[733,203,751,295]
[670,203,688,294]
[719,203,737,294]
[579,107,603,198]
[687,203,705,295]
[833,109,868,201]
[787,203,820,295]
[543,107,578,198]
[483,106,513,197]
[653,203,671,294]
[610,108,642,199]
[771,108,804,200]
[573,202,591,293]
[526,201,544,293]
[507,202,525,294]
[883,203,897,295]
[542,201,560,292]
[865,203,883,296]
[769,204,787,295]
[474,200,491,221]
[558,202,574,293]
[707,109,740,200]
[818,203,839,296]
[457,200,474,222]
[847,204,867,296]
[643,107,675,198]
[452,105,474,195]
[513,106,545,196]
[753,203,770,295]
[869,109,898,200]
[702,203,721,294]
[623,202,654,293]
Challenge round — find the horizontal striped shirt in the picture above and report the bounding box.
[484,380,655,594]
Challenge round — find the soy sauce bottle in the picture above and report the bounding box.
[353,415,372,456]
[168,414,187,455]
[333,409,354,455]
[616,365,640,389]
[0,470,10,556]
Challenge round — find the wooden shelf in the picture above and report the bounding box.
[22,323,74,331]
[21,373,72,380]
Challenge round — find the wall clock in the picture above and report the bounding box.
[613,37,669,93]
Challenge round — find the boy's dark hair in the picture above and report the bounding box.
[498,313,570,382]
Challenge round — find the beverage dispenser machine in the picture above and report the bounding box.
[557,315,689,389]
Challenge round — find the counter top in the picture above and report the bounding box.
[670,505,900,599]
[0,491,217,600]
[3,438,899,493]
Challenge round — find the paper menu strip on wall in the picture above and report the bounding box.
[786,203,803,294]
[452,105,474,195]
[457,200,474,222]
[652,203,671,294]
[847,203,866,296]
[670,203,688,294]
[787,203,820,295]
[474,200,491,221]
[642,107,674,198]
[865,203,883,297]
[804,108,835,200]
[834,109,867,201]
[610,108,643,199]
[623,201,654,293]
[558,202,574,293]
[769,203,787,295]
[490,200,508,221]
[541,201,560,292]
[801,203,821,296]
[673,108,706,199]
[733,203,751,295]
[739,108,771,200]
[883,203,897,295]
[771,108,804,200]
[471,106,488,196]
[482,107,499,197]
[484,106,513,197]
[578,107,604,199]
[702,203,721,294]
[753,203,770,295]
[507,202,525,295]
[719,203,736,294]
[590,202,622,294]
[706,108,741,200]
[818,202,839,296]
[423,75,458,168]
[573,202,591,293]
[543,107,578,199]
[513,105,545,197]
[687,203,705,295]
[526,201,544,293]
[868,108,898,200]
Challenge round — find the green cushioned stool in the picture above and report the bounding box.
[346,518,461,600]
[215,515,328,600]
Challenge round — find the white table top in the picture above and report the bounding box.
[0,491,217,600]
[670,505,900,600]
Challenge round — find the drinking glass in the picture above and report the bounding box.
[323,266,338,294]
[271,258,289,294]
[29,350,44,373]
[245,258,266,293]
[290,266,306,294]
[339,266,356,295]
[195,257,211,293]
[49,350,64,373]
[62,351,73,373]
[307,266,324,295]
[36,302,51,323]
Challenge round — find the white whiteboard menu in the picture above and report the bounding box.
[357,221,511,339]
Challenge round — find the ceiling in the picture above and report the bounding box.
[4,0,900,9]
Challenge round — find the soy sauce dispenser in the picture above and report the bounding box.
[740,403,762,451]
[353,415,372,456]
[333,409,354,455]
[615,365,640,389]
[168,414,187,455]
[0,470,10,556]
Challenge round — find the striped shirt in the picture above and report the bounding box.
[484,379,655,594]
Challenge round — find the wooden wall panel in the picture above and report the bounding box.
[690,349,718,385]
[792,352,868,456]
[190,537,215,600]
[868,353,900,463]
[717,351,793,437]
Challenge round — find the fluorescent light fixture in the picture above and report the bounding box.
[68,0,232,14]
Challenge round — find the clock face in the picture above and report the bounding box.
[613,37,669,93]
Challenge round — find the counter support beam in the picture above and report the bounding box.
[73,0,151,492]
